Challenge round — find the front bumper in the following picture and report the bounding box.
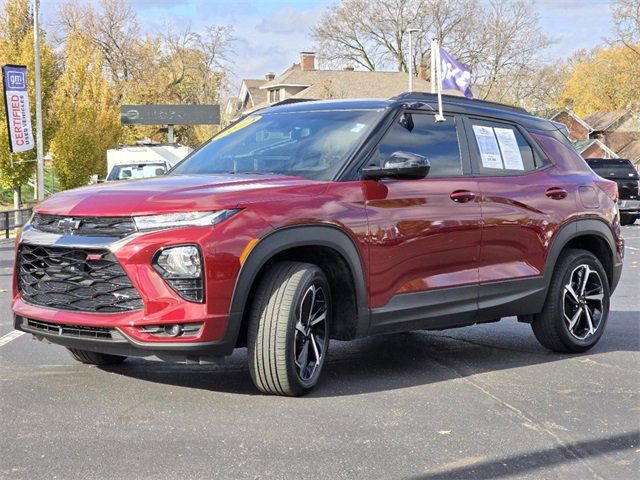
[11,217,265,361]
[618,199,640,215]
[14,314,228,362]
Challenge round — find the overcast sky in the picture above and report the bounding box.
[39,0,615,89]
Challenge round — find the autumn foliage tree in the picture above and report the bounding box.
[58,0,233,146]
[50,29,120,189]
[558,44,640,115]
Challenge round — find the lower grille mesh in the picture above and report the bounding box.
[24,318,115,340]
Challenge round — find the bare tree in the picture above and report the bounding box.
[312,0,552,104]
[58,0,143,87]
[611,0,640,56]
[472,0,551,100]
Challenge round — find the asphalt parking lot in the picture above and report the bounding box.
[0,226,638,480]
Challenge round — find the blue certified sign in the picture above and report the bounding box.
[3,66,27,91]
[2,64,34,152]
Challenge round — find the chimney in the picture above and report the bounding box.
[265,72,275,81]
[300,51,316,71]
[418,63,428,81]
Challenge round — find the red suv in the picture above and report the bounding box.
[13,94,624,396]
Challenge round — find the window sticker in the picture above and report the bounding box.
[350,123,367,133]
[472,125,503,169]
[494,127,524,170]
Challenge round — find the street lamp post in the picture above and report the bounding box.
[407,28,421,92]
[33,0,45,201]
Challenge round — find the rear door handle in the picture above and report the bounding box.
[450,190,476,203]
[545,187,568,200]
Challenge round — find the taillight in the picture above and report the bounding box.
[594,178,618,202]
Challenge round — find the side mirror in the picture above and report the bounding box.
[362,151,430,181]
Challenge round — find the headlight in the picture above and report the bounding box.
[153,245,204,302]
[134,209,239,231]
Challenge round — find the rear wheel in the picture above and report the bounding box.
[67,348,127,365]
[248,261,330,396]
[532,249,610,353]
[620,214,635,226]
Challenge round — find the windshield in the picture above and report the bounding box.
[172,109,383,181]
[108,163,168,181]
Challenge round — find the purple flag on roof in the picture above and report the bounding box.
[439,47,473,99]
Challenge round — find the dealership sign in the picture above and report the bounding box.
[120,104,220,126]
[2,65,34,152]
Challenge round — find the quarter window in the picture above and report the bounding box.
[370,113,463,178]
[468,120,537,174]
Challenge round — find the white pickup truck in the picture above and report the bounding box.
[105,143,192,182]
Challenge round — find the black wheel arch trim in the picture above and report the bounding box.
[223,224,369,353]
[544,218,622,294]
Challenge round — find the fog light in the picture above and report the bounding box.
[165,324,183,337]
[139,322,203,338]
[153,245,204,302]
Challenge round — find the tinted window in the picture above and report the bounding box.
[172,110,382,181]
[586,159,639,179]
[369,113,463,177]
[469,120,536,174]
[108,163,167,181]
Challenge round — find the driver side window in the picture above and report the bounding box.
[370,113,463,178]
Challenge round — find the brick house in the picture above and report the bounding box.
[550,108,640,167]
[227,52,439,120]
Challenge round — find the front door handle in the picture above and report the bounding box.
[450,190,476,203]
[545,187,568,200]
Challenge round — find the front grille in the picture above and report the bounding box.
[31,213,136,237]
[23,318,115,340]
[18,244,144,313]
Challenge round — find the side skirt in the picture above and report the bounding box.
[369,276,546,334]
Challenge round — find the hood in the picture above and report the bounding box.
[36,174,326,216]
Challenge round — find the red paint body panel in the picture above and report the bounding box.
[363,177,481,307]
[12,116,624,353]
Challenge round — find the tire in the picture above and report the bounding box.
[247,261,331,396]
[620,214,635,226]
[532,249,610,353]
[67,348,127,365]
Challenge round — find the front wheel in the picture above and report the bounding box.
[247,261,330,396]
[532,249,610,353]
[67,348,127,365]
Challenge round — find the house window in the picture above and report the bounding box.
[269,89,281,104]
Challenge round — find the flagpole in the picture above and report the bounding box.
[33,0,45,201]
[434,43,445,122]
[407,28,420,92]
[408,35,413,92]
[430,39,436,94]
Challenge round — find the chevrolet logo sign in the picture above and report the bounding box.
[57,218,81,235]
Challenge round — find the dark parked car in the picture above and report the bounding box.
[13,93,624,396]
[585,158,639,225]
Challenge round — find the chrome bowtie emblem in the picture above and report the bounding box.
[58,218,81,235]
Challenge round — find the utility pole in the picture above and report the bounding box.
[407,28,421,92]
[33,0,45,201]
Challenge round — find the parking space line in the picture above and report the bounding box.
[0,330,24,347]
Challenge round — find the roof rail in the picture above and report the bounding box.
[390,92,530,115]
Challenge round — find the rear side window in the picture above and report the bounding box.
[369,113,463,177]
[468,120,537,175]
